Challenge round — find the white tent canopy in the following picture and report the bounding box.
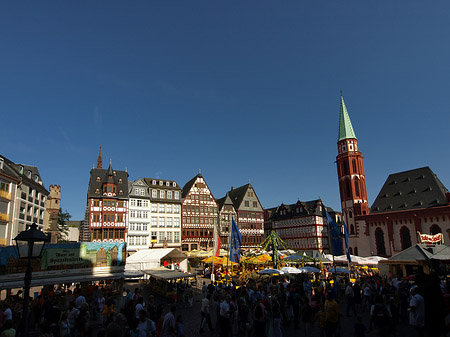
[323,254,387,265]
[126,248,188,273]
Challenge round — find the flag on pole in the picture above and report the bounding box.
[213,222,221,257]
[326,212,343,256]
[229,217,241,263]
[343,221,352,263]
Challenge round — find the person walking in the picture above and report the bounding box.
[160,306,176,337]
[408,285,424,337]
[345,282,356,317]
[200,294,213,333]
[324,292,340,337]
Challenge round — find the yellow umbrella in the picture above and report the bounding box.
[250,254,272,264]
[197,250,213,258]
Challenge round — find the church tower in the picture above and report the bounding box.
[336,94,369,236]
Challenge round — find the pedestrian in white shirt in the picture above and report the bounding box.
[409,285,425,336]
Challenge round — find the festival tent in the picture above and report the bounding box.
[125,248,188,274]
[280,266,302,274]
[379,244,450,276]
[259,268,284,275]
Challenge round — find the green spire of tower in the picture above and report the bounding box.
[338,94,357,141]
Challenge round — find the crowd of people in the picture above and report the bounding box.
[0,269,448,337]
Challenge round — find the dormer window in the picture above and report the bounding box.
[119,190,123,195]
[96,177,101,182]
[19,166,23,174]
[118,178,123,184]
[173,182,177,187]
[34,175,39,182]
[0,158,3,170]
[95,188,100,194]
[159,181,163,186]
[27,170,32,178]
[113,171,117,176]
[166,181,170,186]
[152,180,156,185]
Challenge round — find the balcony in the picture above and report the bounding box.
[0,212,8,222]
[0,190,11,200]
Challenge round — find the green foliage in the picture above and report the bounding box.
[57,208,71,242]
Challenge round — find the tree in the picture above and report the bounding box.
[57,208,71,242]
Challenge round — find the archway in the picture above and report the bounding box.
[430,224,442,235]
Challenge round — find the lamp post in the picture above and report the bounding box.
[14,223,50,337]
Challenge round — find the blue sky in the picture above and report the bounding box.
[1,1,450,220]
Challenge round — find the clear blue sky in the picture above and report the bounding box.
[1,1,450,220]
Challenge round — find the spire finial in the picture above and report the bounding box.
[96,146,103,169]
[340,89,343,98]
[199,169,201,174]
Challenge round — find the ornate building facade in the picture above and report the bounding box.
[225,183,264,249]
[216,192,237,250]
[85,149,129,243]
[181,173,218,251]
[264,200,341,253]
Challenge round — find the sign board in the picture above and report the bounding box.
[417,232,444,245]
[0,242,127,289]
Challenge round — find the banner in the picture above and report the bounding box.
[213,222,221,257]
[326,212,343,256]
[229,217,242,263]
[343,221,352,263]
[417,232,444,245]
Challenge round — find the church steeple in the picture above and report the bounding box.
[96,147,103,169]
[338,95,357,141]
[336,94,369,250]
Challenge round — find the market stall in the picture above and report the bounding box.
[125,248,188,275]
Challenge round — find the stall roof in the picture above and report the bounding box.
[143,268,193,280]
[384,244,450,263]
[127,248,187,264]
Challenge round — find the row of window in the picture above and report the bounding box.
[128,231,180,245]
[244,201,258,208]
[91,229,125,240]
[182,205,217,214]
[151,217,180,227]
[186,193,214,201]
[130,211,149,218]
[183,217,217,225]
[182,229,212,237]
[151,204,180,213]
[92,214,125,222]
[96,200,125,207]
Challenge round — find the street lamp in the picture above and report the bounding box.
[14,223,50,337]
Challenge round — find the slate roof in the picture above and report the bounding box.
[181,173,202,199]
[227,184,251,209]
[88,164,129,199]
[216,192,234,210]
[338,95,357,141]
[266,199,335,220]
[370,167,449,214]
[143,178,181,191]
[0,154,48,193]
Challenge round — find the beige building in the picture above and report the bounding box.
[44,185,61,243]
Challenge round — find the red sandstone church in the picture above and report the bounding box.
[336,96,450,257]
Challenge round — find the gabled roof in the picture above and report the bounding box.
[338,95,357,141]
[387,244,450,262]
[0,155,21,182]
[217,192,234,210]
[228,184,251,209]
[370,167,449,214]
[182,173,202,198]
[143,178,181,191]
[266,199,335,220]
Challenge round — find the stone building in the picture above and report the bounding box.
[44,184,61,243]
[0,154,49,246]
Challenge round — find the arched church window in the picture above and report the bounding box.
[375,228,387,256]
[352,159,357,173]
[349,210,353,218]
[354,247,359,255]
[346,180,351,198]
[349,247,353,255]
[430,224,441,235]
[400,226,412,250]
[354,179,360,197]
[350,224,355,235]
